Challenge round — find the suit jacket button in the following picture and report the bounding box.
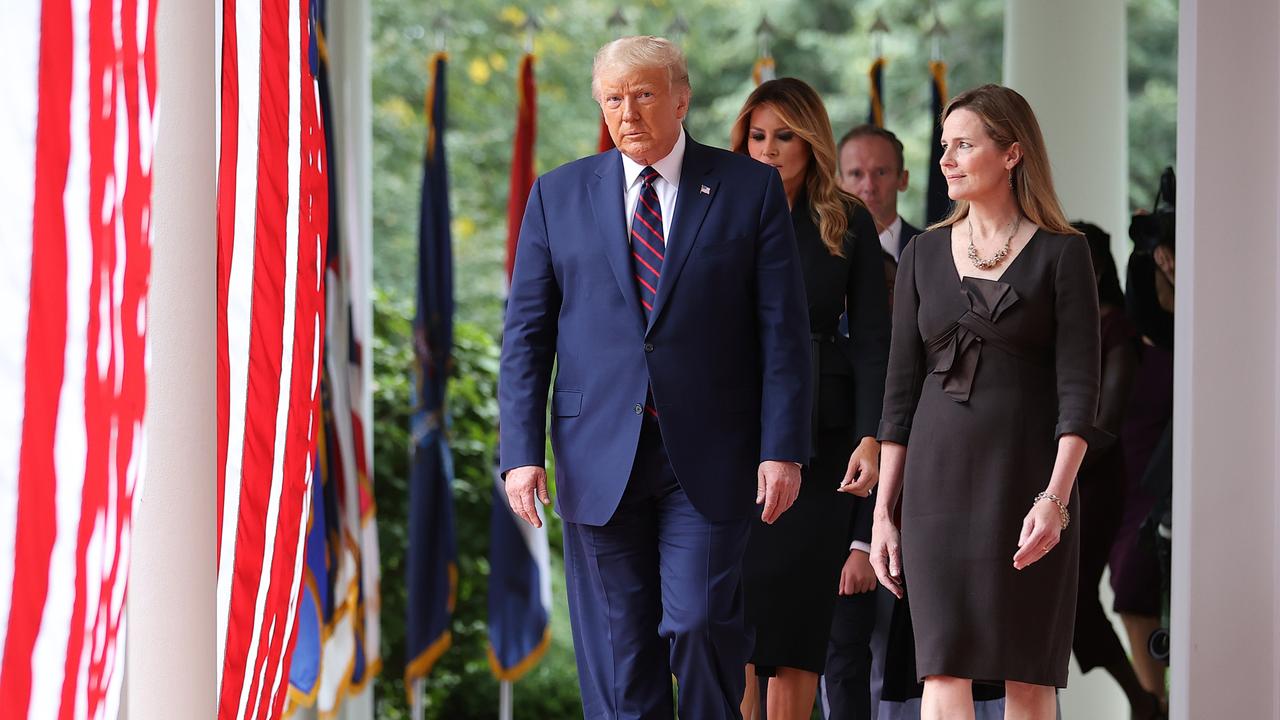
[644,343,654,352]
[633,403,643,415]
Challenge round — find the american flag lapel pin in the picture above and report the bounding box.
[700,184,711,195]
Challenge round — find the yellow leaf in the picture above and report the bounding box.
[498,6,526,27]
[468,57,491,85]
[454,216,477,238]
[489,53,508,72]
[378,96,415,126]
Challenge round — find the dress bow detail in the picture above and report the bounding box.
[926,278,1021,403]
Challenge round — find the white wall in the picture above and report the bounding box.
[1172,0,1280,718]
[123,0,217,717]
[1004,0,1129,253]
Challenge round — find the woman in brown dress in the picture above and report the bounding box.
[869,84,1102,720]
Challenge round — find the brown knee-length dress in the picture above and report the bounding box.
[876,227,1101,688]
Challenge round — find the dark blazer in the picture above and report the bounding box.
[795,196,891,446]
[797,200,890,548]
[499,137,812,526]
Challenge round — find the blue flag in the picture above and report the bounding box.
[487,462,552,681]
[868,56,886,127]
[405,51,458,697]
[288,446,328,706]
[926,60,952,225]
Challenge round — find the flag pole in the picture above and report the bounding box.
[412,678,426,720]
[752,16,776,85]
[502,22,535,719]
[500,680,514,720]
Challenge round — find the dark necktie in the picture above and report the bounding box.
[630,166,665,320]
[631,167,665,419]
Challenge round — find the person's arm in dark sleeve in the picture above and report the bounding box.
[1053,235,1105,447]
[499,178,561,475]
[876,240,926,446]
[755,171,812,464]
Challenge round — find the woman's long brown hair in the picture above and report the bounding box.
[730,78,863,257]
[932,84,1078,236]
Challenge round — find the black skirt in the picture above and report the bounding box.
[743,427,856,674]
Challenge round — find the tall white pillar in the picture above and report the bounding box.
[1172,1,1280,718]
[1004,0,1128,254]
[123,0,217,716]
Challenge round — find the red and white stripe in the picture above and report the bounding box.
[0,0,157,718]
[216,0,327,717]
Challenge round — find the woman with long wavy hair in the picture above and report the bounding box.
[730,77,891,720]
[870,84,1103,720]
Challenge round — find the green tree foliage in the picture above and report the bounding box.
[372,292,582,718]
[1128,0,1178,211]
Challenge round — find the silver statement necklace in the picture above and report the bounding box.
[967,214,1021,271]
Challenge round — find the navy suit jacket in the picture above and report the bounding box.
[499,138,812,526]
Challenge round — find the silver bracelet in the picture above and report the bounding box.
[1034,491,1070,530]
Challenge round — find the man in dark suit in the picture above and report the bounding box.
[837,125,923,261]
[824,124,923,720]
[499,36,812,719]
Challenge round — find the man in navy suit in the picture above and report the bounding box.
[499,36,812,719]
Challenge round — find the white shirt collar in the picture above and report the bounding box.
[886,215,903,242]
[878,215,904,257]
[621,128,686,190]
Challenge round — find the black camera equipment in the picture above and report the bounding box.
[1129,166,1176,252]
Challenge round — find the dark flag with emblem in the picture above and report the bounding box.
[405,50,458,700]
[868,56,886,127]
[926,59,951,225]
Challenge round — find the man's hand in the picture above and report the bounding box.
[756,460,801,524]
[504,465,550,529]
[838,549,878,595]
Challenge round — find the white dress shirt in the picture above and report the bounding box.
[621,129,685,245]
[878,215,904,261]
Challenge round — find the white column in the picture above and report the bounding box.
[1004,0,1128,256]
[123,0,217,717]
[1172,1,1280,718]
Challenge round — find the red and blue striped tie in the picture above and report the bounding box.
[631,166,665,320]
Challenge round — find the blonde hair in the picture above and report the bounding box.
[591,36,690,101]
[730,78,860,257]
[932,84,1078,235]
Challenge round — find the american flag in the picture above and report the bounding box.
[0,0,157,717]
[285,6,382,713]
[216,0,328,717]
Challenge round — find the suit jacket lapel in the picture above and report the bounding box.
[648,139,718,331]
[587,150,647,333]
